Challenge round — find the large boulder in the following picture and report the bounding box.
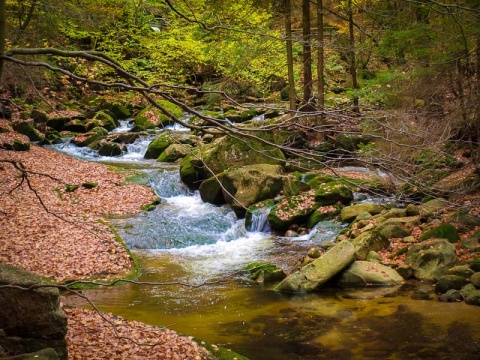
[13,121,44,142]
[274,240,355,292]
[98,141,122,156]
[0,264,67,359]
[337,261,404,287]
[70,127,108,148]
[340,203,386,222]
[405,238,457,281]
[314,181,353,206]
[144,133,174,159]
[419,198,448,216]
[267,190,319,231]
[218,164,284,217]
[179,135,286,189]
[157,144,192,162]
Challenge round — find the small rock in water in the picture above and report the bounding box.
[284,230,298,237]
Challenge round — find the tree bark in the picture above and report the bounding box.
[0,0,6,81]
[347,0,359,112]
[285,0,296,111]
[316,0,325,108]
[302,0,314,110]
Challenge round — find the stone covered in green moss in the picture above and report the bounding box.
[314,181,353,206]
[92,111,118,131]
[157,144,191,162]
[13,121,44,142]
[267,190,319,231]
[144,134,174,159]
[419,223,460,243]
[245,261,286,283]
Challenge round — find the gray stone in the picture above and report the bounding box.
[396,265,413,280]
[376,223,411,240]
[438,289,463,302]
[405,239,457,281]
[447,265,475,279]
[6,347,60,359]
[337,261,404,287]
[274,240,355,293]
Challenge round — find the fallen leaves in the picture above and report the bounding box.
[0,145,157,281]
[65,308,212,360]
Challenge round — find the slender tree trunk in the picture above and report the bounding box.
[316,0,325,108]
[476,31,480,164]
[302,0,314,110]
[285,0,296,111]
[12,0,37,46]
[347,0,359,112]
[0,0,6,81]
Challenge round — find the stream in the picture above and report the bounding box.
[55,124,480,360]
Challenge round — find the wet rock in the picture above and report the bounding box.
[134,102,182,129]
[284,230,298,237]
[435,275,468,294]
[274,240,355,293]
[63,119,87,133]
[438,289,463,302]
[245,262,286,284]
[71,127,108,147]
[405,239,457,281]
[411,284,433,300]
[337,261,404,287]
[340,203,385,222]
[465,290,480,306]
[461,283,476,298]
[98,142,122,156]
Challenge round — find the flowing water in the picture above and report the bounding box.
[57,126,480,360]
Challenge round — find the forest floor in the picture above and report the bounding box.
[0,138,212,359]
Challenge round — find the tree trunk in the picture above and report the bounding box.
[347,0,359,112]
[476,31,480,164]
[285,0,296,111]
[0,0,6,81]
[301,0,314,110]
[316,0,325,108]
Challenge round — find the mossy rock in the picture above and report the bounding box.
[306,173,337,188]
[435,275,468,294]
[13,121,44,142]
[419,223,460,243]
[245,262,286,283]
[306,205,341,228]
[341,203,385,222]
[144,134,174,159]
[134,102,183,129]
[157,144,191,162]
[82,182,98,189]
[63,119,87,133]
[71,127,108,147]
[108,104,131,120]
[240,109,257,121]
[223,110,243,122]
[199,176,225,205]
[12,139,31,151]
[93,111,118,131]
[267,191,319,231]
[314,181,353,206]
[461,231,480,252]
[98,142,122,156]
[179,135,286,189]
